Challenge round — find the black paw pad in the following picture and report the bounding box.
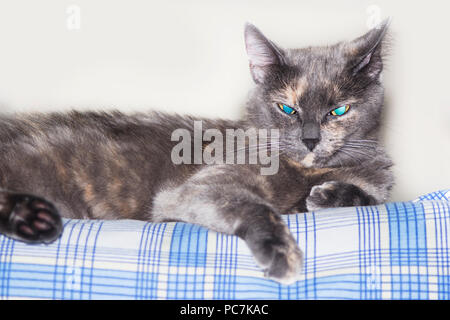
[7,194,63,244]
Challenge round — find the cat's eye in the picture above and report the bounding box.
[330,105,350,116]
[277,103,296,115]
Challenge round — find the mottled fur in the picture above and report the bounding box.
[0,22,393,284]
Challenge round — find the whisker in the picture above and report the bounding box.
[344,143,378,150]
[231,142,284,152]
[346,139,378,144]
[339,149,363,164]
[341,146,374,157]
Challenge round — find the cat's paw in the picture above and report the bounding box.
[1,193,63,244]
[306,181,374,211]
[261,229,303,285]
[245,223,303,285]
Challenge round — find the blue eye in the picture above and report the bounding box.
[278,103,296,115]
[330,105,350,116]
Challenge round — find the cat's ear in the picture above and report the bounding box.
[346,19,390,80]
[244,23,285,84]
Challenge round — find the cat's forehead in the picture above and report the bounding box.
[269,44,349,106]
[285,44,348,80]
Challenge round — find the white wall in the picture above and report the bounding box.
[0,0,448,201]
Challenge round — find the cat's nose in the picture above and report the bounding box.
[302,120,320,151]
[302,138,320,151]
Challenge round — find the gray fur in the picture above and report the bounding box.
[0,21,393,284]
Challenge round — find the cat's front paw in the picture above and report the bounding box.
[0,193,63,244]
[306,181,375,211]
[241,216,303,285]
[260,229,303,285]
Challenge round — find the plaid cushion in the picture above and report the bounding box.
[0,190,449,300]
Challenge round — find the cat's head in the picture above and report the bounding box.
[244,21,390,168]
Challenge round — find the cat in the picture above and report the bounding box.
[0,21,393,284]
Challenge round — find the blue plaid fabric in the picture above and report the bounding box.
[0,190,449,300]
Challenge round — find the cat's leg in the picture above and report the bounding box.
[306,162,393,211]
[0,190,63,243]
[152,165,303,284]
[306,181,377,210]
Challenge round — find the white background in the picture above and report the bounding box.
[0,0,448,201]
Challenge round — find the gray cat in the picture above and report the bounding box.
[0,21,393,284]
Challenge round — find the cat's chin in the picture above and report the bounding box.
[297,152,336,169]
[299,153,316,168]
